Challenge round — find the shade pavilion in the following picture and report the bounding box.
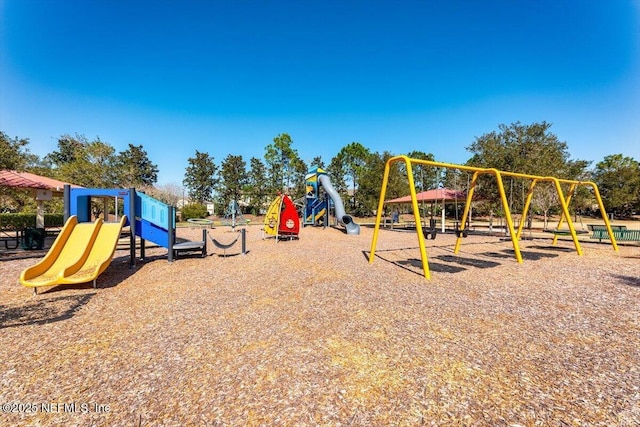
[0,170,82,228]
[384,188,468,232]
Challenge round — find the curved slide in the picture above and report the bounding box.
[318,174,360,235]
[20,215,126,291]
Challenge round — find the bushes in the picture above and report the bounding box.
[180,203,208,221]
[0,213,65,230]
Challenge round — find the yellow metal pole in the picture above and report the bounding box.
[552,183,577,245]
[517,179,538,240]
[404,158,431,280]
[587,181,619,251]
[368,156,393,264]
[552,178,583,255]
[492,169,523,263]
[369,155,432,279]
[454,170,480,254]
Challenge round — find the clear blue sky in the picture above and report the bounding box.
[1,0,638,186]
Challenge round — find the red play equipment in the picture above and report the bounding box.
[263,193,300,240]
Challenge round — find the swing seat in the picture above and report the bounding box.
[212,237,239,250]
[455,229,469,238]
[454,222,469,238]
[543,229,589,235]
[211,236,239,256]
[207,230,245,256]
[421,227,438,240]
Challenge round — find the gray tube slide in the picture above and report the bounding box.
[318,174,360,235]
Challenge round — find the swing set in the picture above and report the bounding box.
[369,155,619,280]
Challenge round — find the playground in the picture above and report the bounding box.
[1,223,639,425]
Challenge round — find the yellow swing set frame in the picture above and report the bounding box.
[369,155,618,280]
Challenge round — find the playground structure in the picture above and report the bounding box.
[263,193,300,241]
[64,186,207,263]
[222,199,250,230]
[304,167,360,235]
[19,185,208,293]
[369,155,619,280]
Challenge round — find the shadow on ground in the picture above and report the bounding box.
[611,274,640,287]
[0,293,95,329]
[364,250,476,276]
[399,258,467,274]
[529,245,575,252]
[502,249,560,261]
[433,255,501,269]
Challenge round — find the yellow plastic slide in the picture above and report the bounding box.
[20,215,126,292]
[59,215,127,287]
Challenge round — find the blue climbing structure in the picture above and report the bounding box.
[135,192,172,248]
[64,186,204,264]
[304,167,330,227]
[304,167,360,235]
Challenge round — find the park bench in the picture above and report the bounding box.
[588,224,640,243]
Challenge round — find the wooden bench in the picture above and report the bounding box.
[587,224,640,242]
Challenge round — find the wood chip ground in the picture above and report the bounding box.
[1,225,639,426]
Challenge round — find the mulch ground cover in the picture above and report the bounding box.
[1,225,639,426]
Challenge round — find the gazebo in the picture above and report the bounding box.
[384,188,468,232]
[0,170,81,228]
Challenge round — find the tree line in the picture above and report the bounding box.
[1,122,639,219]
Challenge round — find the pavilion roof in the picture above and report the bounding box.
[385,188,466,204]
[0,170,82,193]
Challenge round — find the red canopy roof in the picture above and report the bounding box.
[385,188,466,204]
[0,170,81,193]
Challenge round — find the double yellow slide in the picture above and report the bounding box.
[20,215,126,293]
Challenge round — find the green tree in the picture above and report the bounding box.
[45,135,120,217]
[406,150,439,192]
[218,154,248,209]
[592,154,640,217]
[310,156,325,169]
[466,122,589,220]
[331,142,370,210]
[78,139,120,187]
[116,143,159,188]
[246,157,269,215]
[467,122,577,175]
[0,131,31,170]
[386,152,409,202]
[358,151,405,217]
[183,150,218,204]
[564,160,594,217]
[46,134,85,166]
[289,156,308,200]
[0,132,36,213]
[180,203,209,221]
[327,155,348,200]
[264,133,303,195]
[48,135,119,188]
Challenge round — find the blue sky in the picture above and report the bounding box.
[1,0,639,186]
